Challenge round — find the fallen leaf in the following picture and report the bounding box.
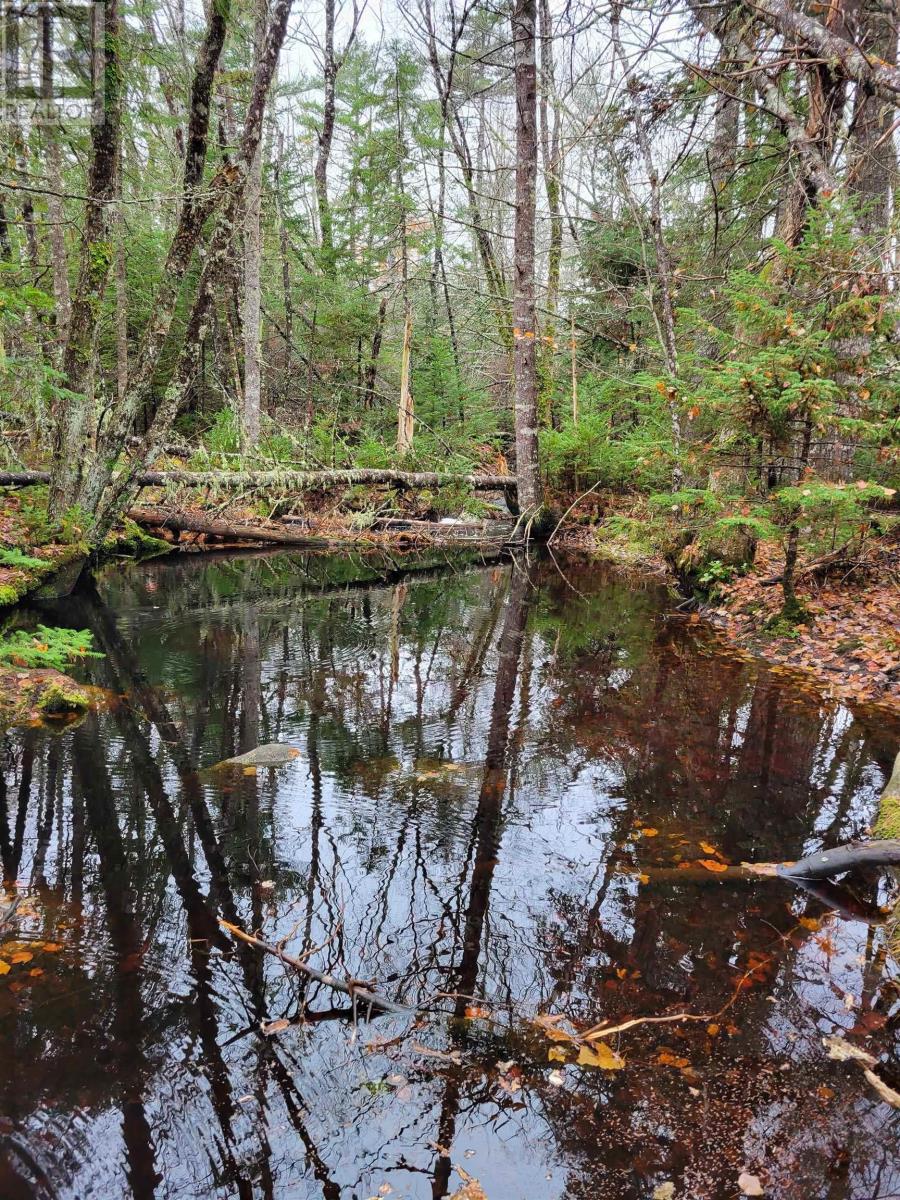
[657,1050,690,1069]
[261,1018,290,1036]
[638,873,650,884]
[28,968,43,978]
[798,916,821,931]
[699,842,719,855]
[10,951,32,964]
[698,859,729,873]
[640,827,659,837]
[41,942,62,953]
[243,766,258,776]
[738,1172,764,1196]
[0,960,9,975]
[548,1046,567,1062]
[816,1084,834,1100]
[577,1043,625,1070]
[707,1024,720,1036]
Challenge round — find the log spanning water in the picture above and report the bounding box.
[0,467,517,492]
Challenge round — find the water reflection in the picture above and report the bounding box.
[1,551,898,1199]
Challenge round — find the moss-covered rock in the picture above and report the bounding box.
[0,667,93,727]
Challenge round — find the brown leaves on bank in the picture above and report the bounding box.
[712,538,899,709]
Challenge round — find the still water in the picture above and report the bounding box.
[1,550,899,1199]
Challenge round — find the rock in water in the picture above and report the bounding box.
[213,744,301,769]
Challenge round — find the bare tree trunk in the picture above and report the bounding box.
[114,144,128,403]
[242,0,268,447]
[538,0,563,336]
[44,129,71,343]
[849,0,898,238]
[274,126,294,410]
[315,0,337,272]
[611,2,682,489]
[364,293,388,409]
[420,0,511,349]
[512,0,541,514]
[49,0,123,520]
[396,73,414,455]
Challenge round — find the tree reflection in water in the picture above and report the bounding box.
[0,550,898,1200]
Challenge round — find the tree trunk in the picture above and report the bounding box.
[315,0,337,272]
[274,126,294,409]
[849,0,898,238]
[44,129,71,343]
[242,0,268,447]
[49,0,123,520]
[611,2,682,488]
[88,0,296,538]
[364,294,389,408]
[512,0,542,515]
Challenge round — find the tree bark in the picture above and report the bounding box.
[753,0,900,101]
[315,0,337,272]
[611,2,682,488]
[242,0,268,447]
[849,0,898,237]
[512,0,542,514]
[49,0,123,520]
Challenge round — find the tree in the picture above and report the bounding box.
[511,0,541,515]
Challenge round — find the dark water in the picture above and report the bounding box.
[1,550,899,1200]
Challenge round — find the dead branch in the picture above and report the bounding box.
[218,918,412,1015]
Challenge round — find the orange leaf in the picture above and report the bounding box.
[698,859,729,873]
[9,951,32,964]
[639,827,659,838]
[699,842,719,856]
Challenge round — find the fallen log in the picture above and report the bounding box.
[218,919,411,1016]
[128,507,337,547]
[775,840,900,880]
[0,467,516,492]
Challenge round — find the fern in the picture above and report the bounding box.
[0,625,103,670]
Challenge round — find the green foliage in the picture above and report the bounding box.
[0,625,102,670]
[541,375,676,492]
[0,547,47,570]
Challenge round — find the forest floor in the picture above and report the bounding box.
[706,538,899,711]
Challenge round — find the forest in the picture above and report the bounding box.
[0,0,899,1196]
[0,0,896,645]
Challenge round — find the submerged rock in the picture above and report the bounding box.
[212,744,301,769]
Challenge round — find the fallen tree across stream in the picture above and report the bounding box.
[128,506,339,548]
[0,467,516,493]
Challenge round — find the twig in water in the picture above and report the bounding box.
[218,918,411,1016]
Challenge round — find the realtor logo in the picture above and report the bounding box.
[1,1,104,125]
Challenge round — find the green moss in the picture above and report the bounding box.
[36,681,90,716]
[102,520,171,561]
[873,754,900,840]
